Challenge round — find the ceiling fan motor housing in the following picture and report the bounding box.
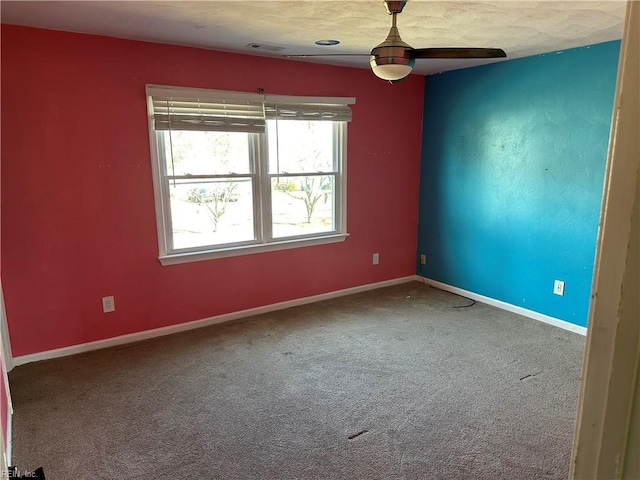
[370,44,415,67]
[370,23,415,81]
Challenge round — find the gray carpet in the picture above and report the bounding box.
[9,281,585,479]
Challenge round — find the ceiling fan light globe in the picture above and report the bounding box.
[369,55,414,81]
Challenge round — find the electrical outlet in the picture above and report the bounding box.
[553,280,565,296]
[372,253,379,265]
[102,296,115,313]
[420,254,426,265]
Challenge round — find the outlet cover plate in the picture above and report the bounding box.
[372,253,379,265]
[553,280,565,296]
[102,296,115,313]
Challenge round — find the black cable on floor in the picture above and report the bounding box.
[418,263,476,308]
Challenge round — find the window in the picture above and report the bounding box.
[146,85,354,265]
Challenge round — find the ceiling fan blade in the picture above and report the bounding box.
[284,53,369,58]
[411,48,506,59]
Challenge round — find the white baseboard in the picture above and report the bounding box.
[12,274,587,367]
[12,276,417,367]
[416,276,588,336]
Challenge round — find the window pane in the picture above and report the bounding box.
[163,130,252,175]
[169,179,255,250]
[271,175,335,238]
[267,120,335,174]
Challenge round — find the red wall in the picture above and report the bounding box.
[0,28,12,458]
[1,26,424,357]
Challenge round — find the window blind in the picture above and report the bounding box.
[147,85,354,133]
[151,96,266,133]
[264,103,352,122]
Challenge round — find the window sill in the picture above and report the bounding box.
[158,233,349,266]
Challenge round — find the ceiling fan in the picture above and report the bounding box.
[285,0,507,83]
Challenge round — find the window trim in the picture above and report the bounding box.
[158,233,349,265]
[146,85,354,265]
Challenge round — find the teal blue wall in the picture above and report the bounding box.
[417,41,620,327]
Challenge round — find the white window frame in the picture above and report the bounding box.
[146,85,353,265]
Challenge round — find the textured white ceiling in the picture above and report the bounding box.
[0,1,627,75]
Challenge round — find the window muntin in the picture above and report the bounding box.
[147,86,353,263]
